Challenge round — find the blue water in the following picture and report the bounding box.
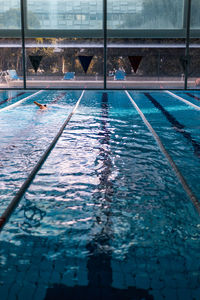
[0,90,33,110]
[176,91,200,108]
[130,91,200,197]
[0,90,199,300]
[0,90,81,211]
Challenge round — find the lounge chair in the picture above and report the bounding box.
[7,70,22,81]
[114,70,126,80]
[63,72,75,80]
[0,71,6,82]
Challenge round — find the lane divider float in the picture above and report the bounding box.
[165,90,200,111]
[125,90,200,215]
[185,92,200,101]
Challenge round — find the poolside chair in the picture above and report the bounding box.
[114,70,126,80]
[7,70,22,81]
[63,72,75,80]
[108,71,115,77]
[0,71,5,82]
[0,71,12,82]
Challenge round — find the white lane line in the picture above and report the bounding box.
[165,90,200,111]
[0,90,44,112]
[125,90,200,215]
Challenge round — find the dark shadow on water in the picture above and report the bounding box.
[44,283,153,300]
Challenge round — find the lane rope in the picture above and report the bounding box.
[165,90,200,111]
[125,90,200,215]
[0,90,44,112]
[185,92,200,101]
[144,92,200,158]
[0,90,85,231]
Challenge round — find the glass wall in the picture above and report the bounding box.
[27,0,103,30]
[188,0,200,89]
[0,0,23,88]
[24,0,104,89]
[107,0,184,30]
[0,0,200,90]
[107,0,186,89]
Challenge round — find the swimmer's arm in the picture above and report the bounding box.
[34,101,42,108]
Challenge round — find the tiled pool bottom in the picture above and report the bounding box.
[2,234,199,300]
[0,90,200,300]
[1,229,200,300]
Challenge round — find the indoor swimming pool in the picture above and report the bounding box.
[0,89,200,300]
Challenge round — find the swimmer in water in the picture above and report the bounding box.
[34,101,47,110]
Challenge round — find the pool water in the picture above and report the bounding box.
[0,90,33,110]
[0,90,200,300]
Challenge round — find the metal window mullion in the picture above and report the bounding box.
[185,0,192,90]
[20,0,26,89]
[103,0,107,89]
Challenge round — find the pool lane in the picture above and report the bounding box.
[145,92,200,157]
[0,91,25,105]
[129,91,200,199]
[0,91,85,230]
[0,91,82,214]
[0,91,199,300]
[185,92,200,102]
[126,91,200,215]
[177,90,200,107]
[165,91,200,112]
[0,90,104,300]
[0,90,80,145]
[0,90,33,109]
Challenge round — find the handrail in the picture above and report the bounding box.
[0,90,85,231]
[125,90,200,215]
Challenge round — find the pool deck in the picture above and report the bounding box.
[0,77,197,89]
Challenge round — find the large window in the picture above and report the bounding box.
[188,0,200,89]
[24,0,104,88]
[107,0,186,89]
[27,0,103,30]
[107,0,184,30]
[0,0,23,88]
[191,0,200,29]
[0,0,21,29]
[0,0,200,90]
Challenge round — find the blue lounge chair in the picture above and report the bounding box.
[114,70,126,80]
[7,70,22,80]
[63,72,75,80]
